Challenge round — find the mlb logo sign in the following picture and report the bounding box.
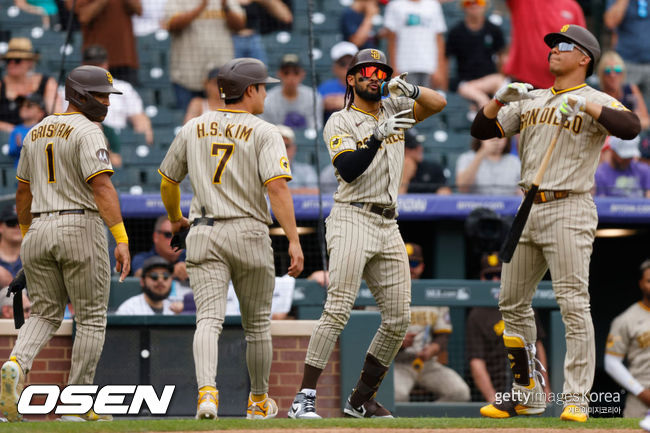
[18,384,175,416]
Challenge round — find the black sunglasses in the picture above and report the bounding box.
[156,230,173,239]
[146,272,171,281]
[3,219,18,227]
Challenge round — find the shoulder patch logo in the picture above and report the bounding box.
[609,100,629,111]
[330,135,343,150]
[280,156,290,172]
[560,24,570,32]
[96,148,110,164]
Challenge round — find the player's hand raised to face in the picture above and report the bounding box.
[287,241,304,278]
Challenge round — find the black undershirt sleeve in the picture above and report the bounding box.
[333,135,382,183]
[470,107,503,140]
[597,107,641,140]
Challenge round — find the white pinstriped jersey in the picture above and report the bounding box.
[16,112,113,212]
[606,302,650,385]
[324,96,415,206]
[159,109,292,225]
[496,84,627,192]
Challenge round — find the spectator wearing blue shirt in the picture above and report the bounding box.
[132,215,187,281]
[341,0,381,49]
[8,94,45,167]
[0,204,22,288]
[318,42,358,122]
[604,0,650,103]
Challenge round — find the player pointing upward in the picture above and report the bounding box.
[288,48,446,419]
[471,25,640,422]
[158,57,303,421]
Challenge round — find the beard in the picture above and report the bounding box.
[355,82,382,102]
[143,284,171,302]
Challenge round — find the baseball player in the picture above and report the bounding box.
[288,48,446,419]
[472,25,641,422]
[158,57,304,420]
[604,259,650,418]
[0,65,130,423]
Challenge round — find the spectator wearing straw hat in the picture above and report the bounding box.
[0,37,59,132]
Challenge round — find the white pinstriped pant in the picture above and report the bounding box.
[499,193,597,407]
[305,203,411,369]
[12,212,110,385]
[185,217,274,394]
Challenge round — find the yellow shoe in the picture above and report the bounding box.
[247,393,278,419]
[560,405,588,422]
[480,400,545,418]
[59,409,113,422]
[0,357,25,422]
[196,388,218,420]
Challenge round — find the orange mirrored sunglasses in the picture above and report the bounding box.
[462,0,486,7]
[358,66,388,80]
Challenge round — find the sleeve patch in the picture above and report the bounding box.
[609,100,630,111]
[280,156,290,173]
[96,149,110,164]
[330,135,343,150]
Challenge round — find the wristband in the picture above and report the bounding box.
[20,224,30,238]
[494,98,506,107]
[109,222,129,244]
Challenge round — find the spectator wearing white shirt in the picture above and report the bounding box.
[116,256,176,315]
[384,0,448,89]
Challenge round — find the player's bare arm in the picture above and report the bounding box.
[90,172,131,280]
[266,178,304,277]
[15,181,32,237]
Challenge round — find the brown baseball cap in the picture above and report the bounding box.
[544,24,600,75]
[218,57,279,99]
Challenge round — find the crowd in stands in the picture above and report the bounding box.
[0,0,649,196]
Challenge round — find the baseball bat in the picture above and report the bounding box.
[499,112,569,263]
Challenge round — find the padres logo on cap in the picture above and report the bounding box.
[106,71,114,84]
[370,49,380,60]
[561,24,570,32]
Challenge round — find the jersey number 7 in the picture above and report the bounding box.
[211,143,234,184]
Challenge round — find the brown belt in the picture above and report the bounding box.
[527,190,570,204]
[32,209,85,218]
[350,202,396,219]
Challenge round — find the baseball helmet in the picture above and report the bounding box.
[218,58,279,100]
[346,48,393,79]
[544,24,601,76]
[65,65,122,121]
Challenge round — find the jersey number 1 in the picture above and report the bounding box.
[45,142,55,183]
[211,143,234,184]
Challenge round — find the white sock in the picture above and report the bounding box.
[300,388,316,397]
